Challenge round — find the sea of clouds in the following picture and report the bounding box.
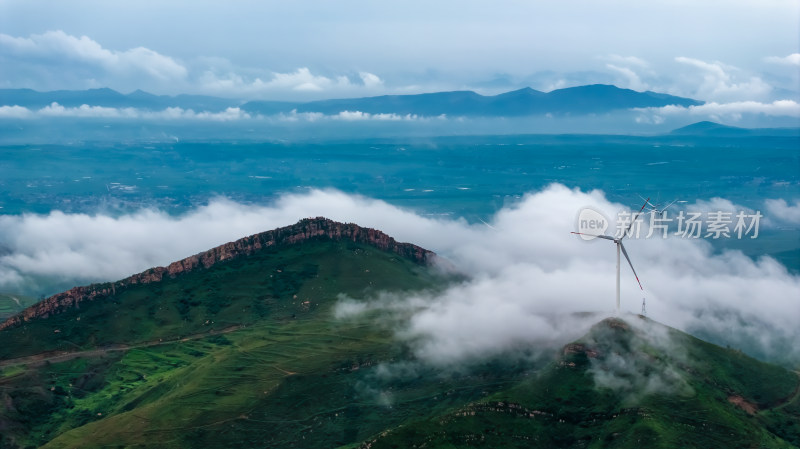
[0,185,798,365]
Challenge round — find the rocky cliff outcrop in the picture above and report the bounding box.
[0,217,434,330]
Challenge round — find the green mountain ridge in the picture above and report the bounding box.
[0,217,433,338]
[0,220,798,448]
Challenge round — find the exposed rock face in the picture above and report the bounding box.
[0,217,434,330]
[562,343,599,358]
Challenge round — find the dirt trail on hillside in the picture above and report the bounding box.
[754,370,800,416]
[770,371,800,411]
[0,325,244,369]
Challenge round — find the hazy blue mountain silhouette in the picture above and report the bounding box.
[263,84,702,116]
[0,88,242,111]
[1,84,701,117]
[670,121,800,137]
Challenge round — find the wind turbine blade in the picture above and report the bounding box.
[622,197,650,240]
[571,232,615,241]
[478,217,497,230]
[619,242,643,290]
[638,193,656,210]
[662,199,678,211]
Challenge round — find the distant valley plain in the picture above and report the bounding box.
[2,133,798,267]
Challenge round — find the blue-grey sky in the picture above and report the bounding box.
[1,0,798,103]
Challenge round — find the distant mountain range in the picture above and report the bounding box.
[278,85,701,117]
[0,84,702,117]
[670,120,800,137]
[0,87,241,112]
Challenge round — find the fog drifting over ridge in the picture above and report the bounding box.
[0,185,798,363]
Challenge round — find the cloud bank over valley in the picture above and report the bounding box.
[1,186,797,365]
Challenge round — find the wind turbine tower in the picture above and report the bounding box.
[572,199,648,313]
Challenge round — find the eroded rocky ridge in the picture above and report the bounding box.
[0,217,434,330]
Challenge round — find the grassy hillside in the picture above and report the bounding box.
[0,293,36,322]
[1,234,498,448]
[0,237,434,360]
[1,227,798,448]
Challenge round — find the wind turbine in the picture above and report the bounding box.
[638,193,678,218]
[572,199,648,313]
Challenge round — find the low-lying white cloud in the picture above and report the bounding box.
[765,198,800,226]
[1,186,798,365]
[277,109,441,122]
[156,106,250,121]
[634,99,800,122]
[0,103,251,121]
[587,318,695,402]
[0,105,34,119]
[0,104,435,122]
[334,110,419,121]
[39,103,140,119]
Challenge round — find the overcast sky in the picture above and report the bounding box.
[1,0,798,101]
